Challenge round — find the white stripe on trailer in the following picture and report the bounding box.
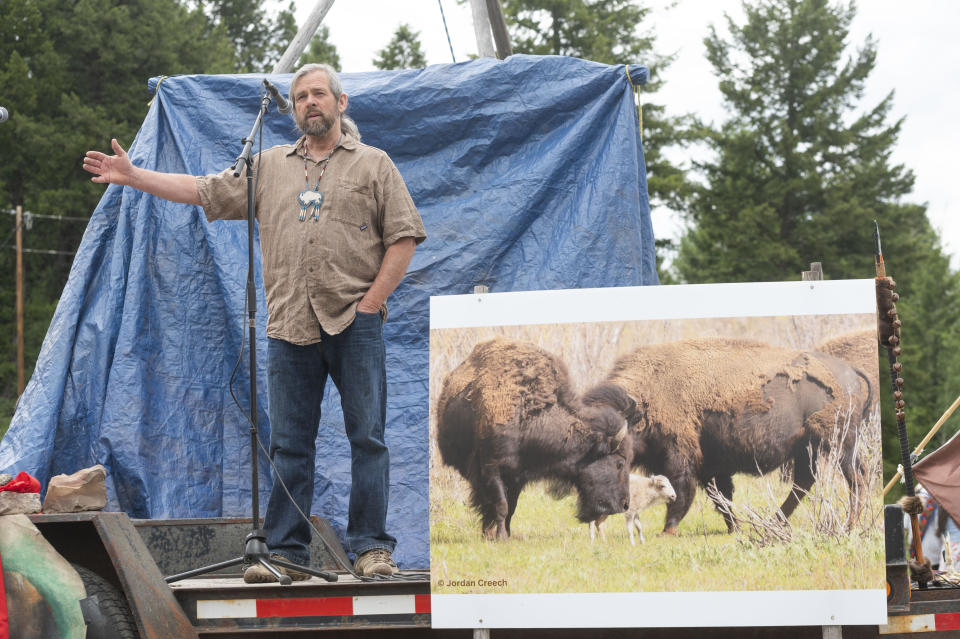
[352,594,418,616]
[196,598,258,619]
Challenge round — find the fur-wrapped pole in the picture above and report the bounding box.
[876,221,929,586]
[898,495,936,583]
[898,495,924,516]
[909,557,935,584]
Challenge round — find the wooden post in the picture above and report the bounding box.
[272,0,337,74]
[821,626,842,639]
[468,0,496,58]
[484,0,513,59]
[16,204,24,395]
[801,261,823,281]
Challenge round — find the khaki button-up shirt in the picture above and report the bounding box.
[196,134,426,345]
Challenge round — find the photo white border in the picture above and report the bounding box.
[429,280,886,628]
[430,280,877,329]
[430,591,887,628]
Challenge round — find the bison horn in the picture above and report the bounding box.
[626,394,639,416]
[614,423,628,446]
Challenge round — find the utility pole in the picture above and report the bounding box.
[485,0,513,59]
[7,207,81,397]
[469,0,496,58]
[16,205,24,395]
[470,0,512,60]
[272,0,337,74]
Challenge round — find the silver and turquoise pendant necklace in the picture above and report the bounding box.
[297,134,341,222]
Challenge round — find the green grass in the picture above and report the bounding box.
[430,474,885,595]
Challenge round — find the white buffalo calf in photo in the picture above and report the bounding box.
[590,474,676,544]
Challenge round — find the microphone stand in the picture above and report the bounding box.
[165,80,336,585]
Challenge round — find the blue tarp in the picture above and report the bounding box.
[0,55,656,568]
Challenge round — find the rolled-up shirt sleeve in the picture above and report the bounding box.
[378,161,426,248]
[196,166,250,222]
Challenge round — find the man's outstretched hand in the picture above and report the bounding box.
[81,139,201,205]
[83,138,135,186]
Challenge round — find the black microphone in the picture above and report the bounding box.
[262,80,291,114]
[0,107,8,123]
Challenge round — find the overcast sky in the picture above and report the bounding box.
[286,0,958,269]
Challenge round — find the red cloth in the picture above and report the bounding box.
[0,472,41,494]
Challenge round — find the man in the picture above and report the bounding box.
[83,64,426,580]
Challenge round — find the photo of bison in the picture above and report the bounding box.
[436,338,634,540]
[429,283,884,603]
[584,337,875,535]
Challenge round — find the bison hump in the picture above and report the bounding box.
[606,338,805,436]
[467,338,573,417]
[436,338,580,452]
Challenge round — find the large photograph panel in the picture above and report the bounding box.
[428,281,886,628]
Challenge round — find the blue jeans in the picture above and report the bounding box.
[263,311,396,564]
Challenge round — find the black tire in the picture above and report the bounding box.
[72,564,139,639]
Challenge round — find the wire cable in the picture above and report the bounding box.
[437,0,457,63]
[0,219,23,251]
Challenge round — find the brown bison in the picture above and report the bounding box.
[436,338,634,540]
[816,329,880,402]
[583,337,873,535]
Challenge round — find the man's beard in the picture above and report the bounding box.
[297,110,336,137]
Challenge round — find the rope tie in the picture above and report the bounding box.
[625,66,643,140]
[148,76,169,108]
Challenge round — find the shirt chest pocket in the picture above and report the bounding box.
[327,177,379,234]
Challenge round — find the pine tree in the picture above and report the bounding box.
[671,0,960,491]
[192,0,298,73]
[502,0,653,62]
[0,0,238,435]
[298,25,342,71]
[674,0,916,283]
[373,24,428,70]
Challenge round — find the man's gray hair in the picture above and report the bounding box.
[288,63,360,140]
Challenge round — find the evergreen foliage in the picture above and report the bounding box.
[671,0,960,490]
[373,24,429,70]
[298,25,342,71]
[502,0,652,62]
[0,0,293,436]
[191,0,298,73]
